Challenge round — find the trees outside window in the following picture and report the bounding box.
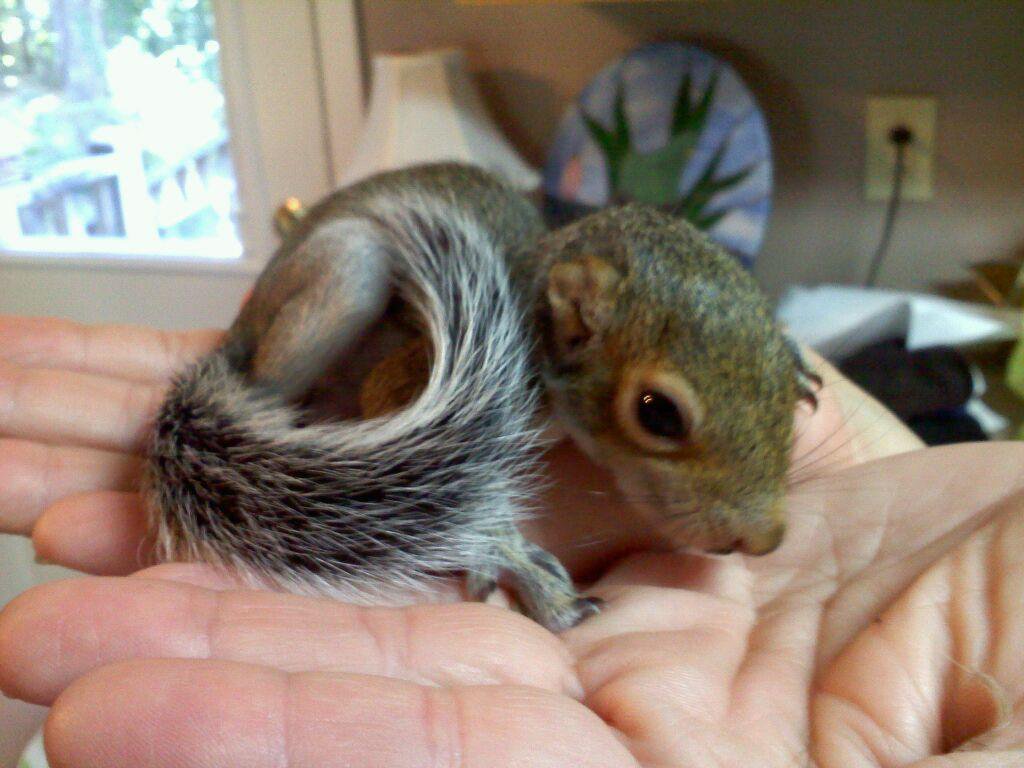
[0,0,240,253]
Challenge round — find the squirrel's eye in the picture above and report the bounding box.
[636,390,687,439]
[615,369,702,454]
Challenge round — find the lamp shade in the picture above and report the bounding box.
[340,49,540,191]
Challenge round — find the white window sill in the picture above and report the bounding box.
[0,235,266,276]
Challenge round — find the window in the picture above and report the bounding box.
[0,0,243,259]
[0,0,362,331]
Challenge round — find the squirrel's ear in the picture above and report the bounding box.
[546,255,621,357]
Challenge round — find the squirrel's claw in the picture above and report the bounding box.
[468,535,600,633]
[786,336,823,412]
[802,369,823,388]
[572,596,605,622]
[798,379,820,411]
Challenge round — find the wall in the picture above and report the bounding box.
[0,263,252,327]
[361,0,1024,299]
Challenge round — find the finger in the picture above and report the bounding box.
[789,348,922,479]
[578,556,819,758]
[909,755,1024,768]
[783,442,1024,664]
[0,362,163,452]
[567,551,755,654]
[0,316,221,382]
[129,562,252,590]
[588,550,753,603]
[33,492,149,575]
[0,576,580,705]
[812,506,1024,768]
[42,660,632,768]
[0,440,140,534]
[558,553,767,763]
[127,562,469,607]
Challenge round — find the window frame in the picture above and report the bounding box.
[0,0,364,275]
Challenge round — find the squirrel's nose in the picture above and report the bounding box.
[736,522,786,556]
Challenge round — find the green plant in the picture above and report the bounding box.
[1007,261,1024,438]
[581,70,757,231]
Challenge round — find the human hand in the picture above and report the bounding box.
[0,316,221,572]
[1,316,1022,767]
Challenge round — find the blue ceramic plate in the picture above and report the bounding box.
[544,43,773,266]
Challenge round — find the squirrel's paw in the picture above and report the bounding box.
[797,370,823,410]
[786,335,823,410]
[526,590,603,633]
[467,535,601,633]
[465,570,499,602]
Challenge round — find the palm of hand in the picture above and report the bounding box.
[537,419,1022,767]
[0,319,1022,767]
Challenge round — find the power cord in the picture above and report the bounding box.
[865,125,913,287]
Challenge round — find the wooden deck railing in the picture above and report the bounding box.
[0,124,232,245]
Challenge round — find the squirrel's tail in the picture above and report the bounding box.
[146,180,541,599]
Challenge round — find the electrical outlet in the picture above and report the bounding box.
[864,96,937,201]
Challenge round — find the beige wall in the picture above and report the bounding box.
[0,263,252,327]
[361,0,1024,299]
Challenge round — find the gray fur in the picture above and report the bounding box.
[146,165,594,629]
[146,163,803,631]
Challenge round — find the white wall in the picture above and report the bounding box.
[0,262,253,328]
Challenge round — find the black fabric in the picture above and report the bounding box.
[907,411,988,445]
[838,338,986,446]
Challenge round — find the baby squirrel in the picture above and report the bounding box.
[146,163,815,632]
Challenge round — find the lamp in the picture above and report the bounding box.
[340,48,539,191]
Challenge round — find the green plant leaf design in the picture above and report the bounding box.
[689,70,719,133]
[580,66,754,232]
[671,143,757,224]
[690,208,730,231]
[670,71,693,134]
[618,130,699,205]
[1007,322,1024,401]
[580,83,631,192]
[612,82,631,148]
[581,114,622,191]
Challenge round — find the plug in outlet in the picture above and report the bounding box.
[865,96,937,201]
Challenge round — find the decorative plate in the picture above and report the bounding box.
[543,43,773,267]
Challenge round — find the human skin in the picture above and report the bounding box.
[0,315,1022,767]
